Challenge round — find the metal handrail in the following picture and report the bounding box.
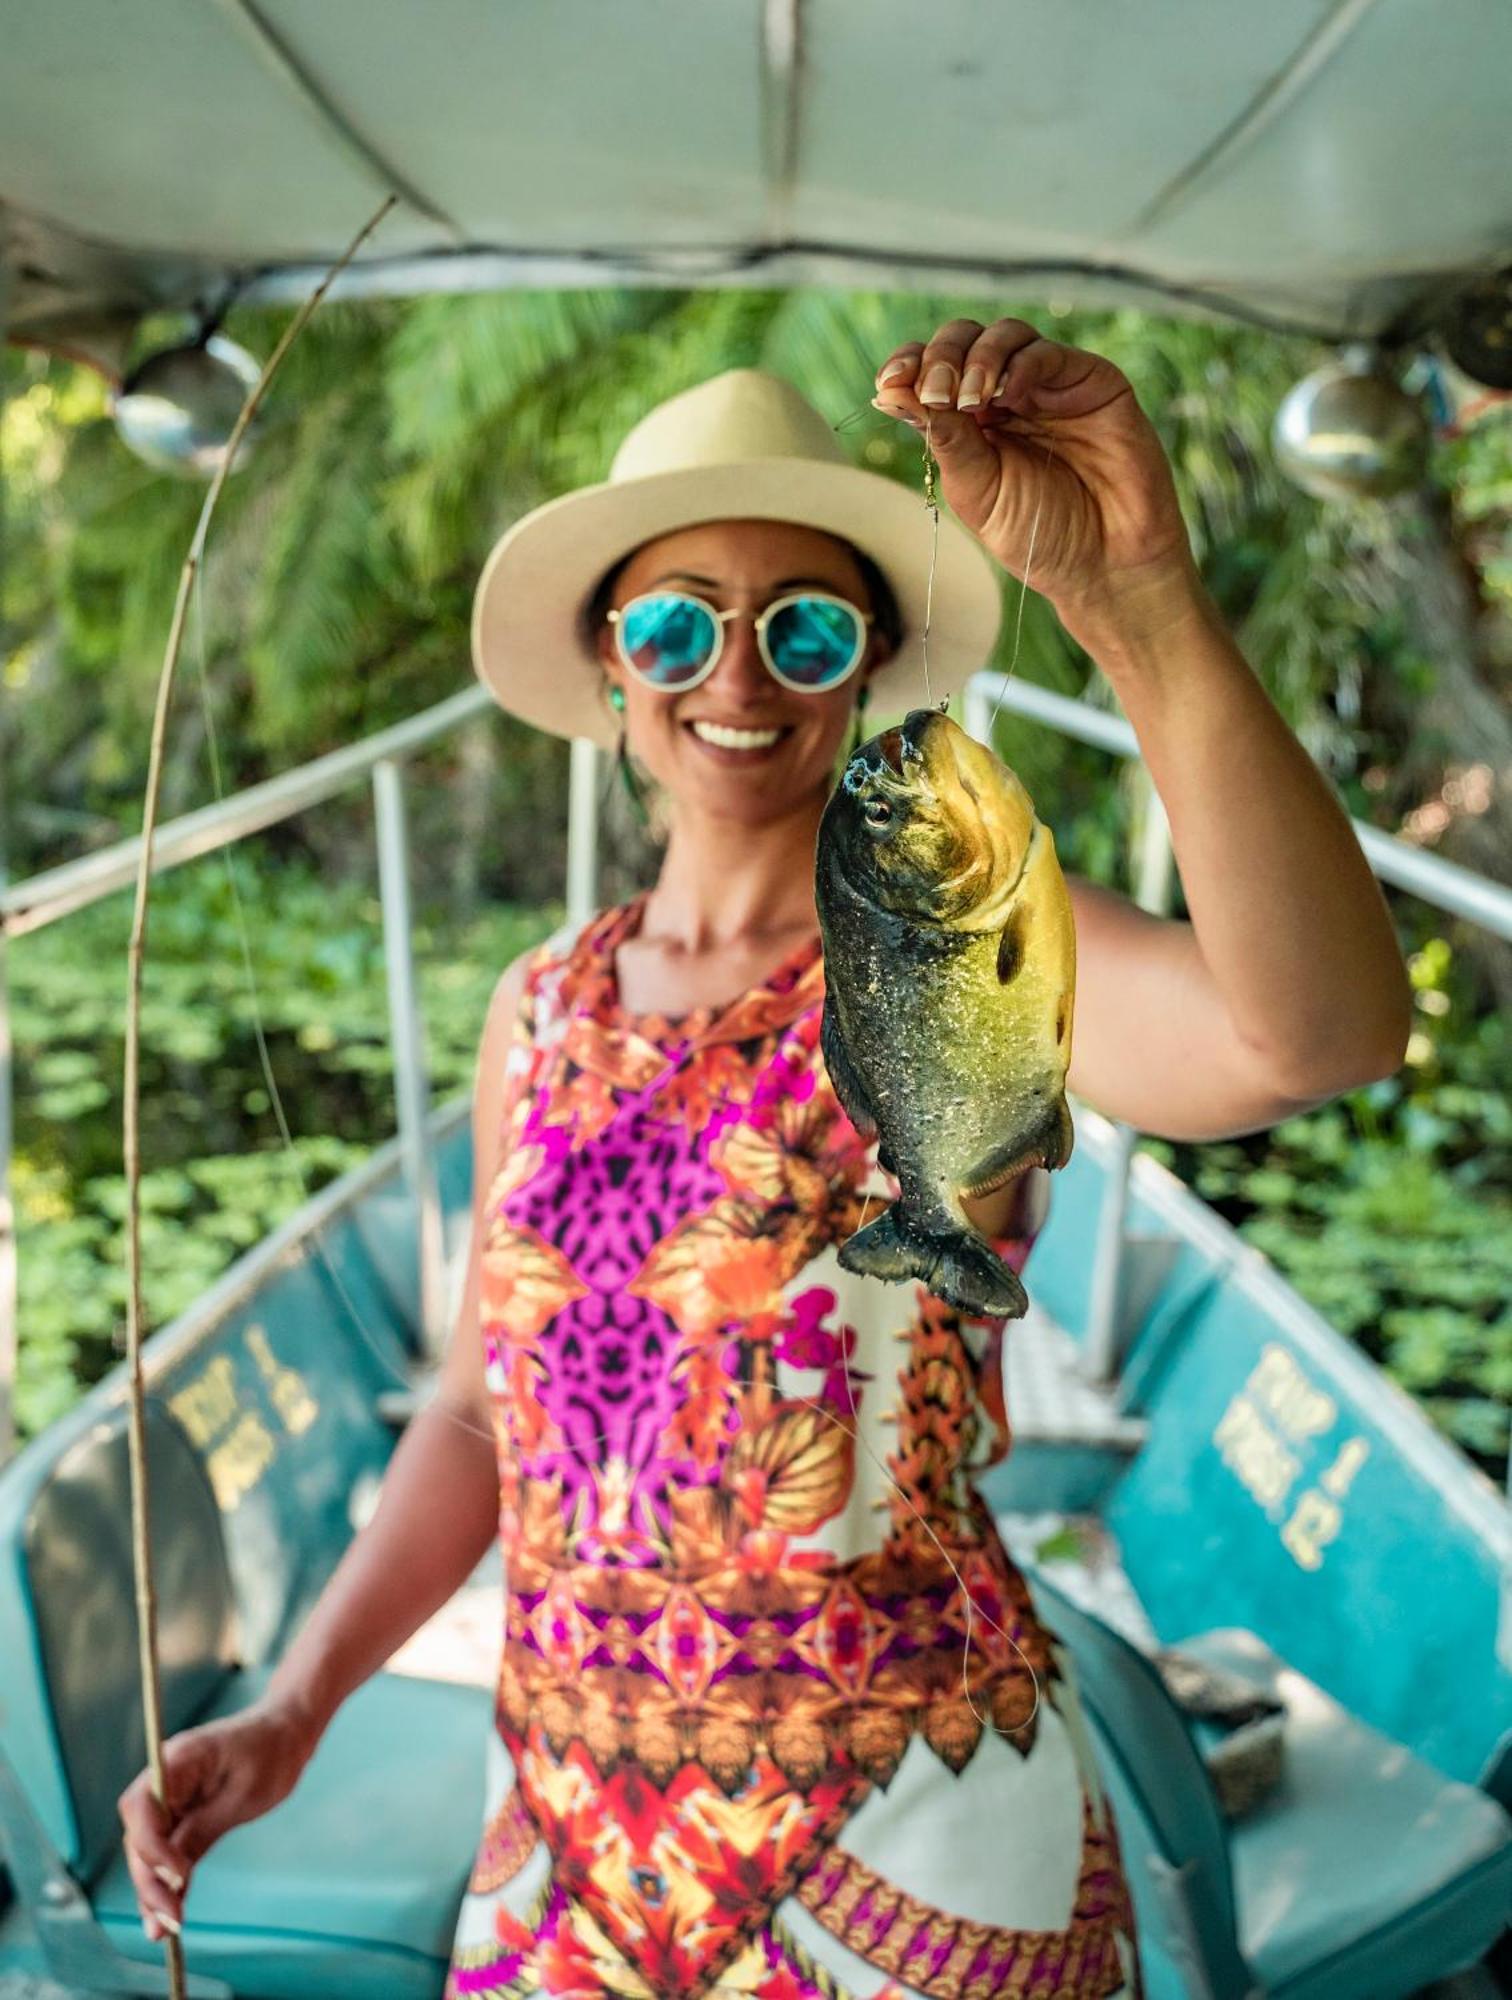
[3,670,1509,1466]
[0,685,494,940]
[0,685,498,1459]
[969,674,1512,941]
[3,674,1505,944]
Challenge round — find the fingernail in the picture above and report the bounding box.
[143,1915,161,1942]
[919,365,957,407]
[160,1911,182,1938]
[876,358,910,387]
[154,1863,184,1893]
[958,367,987,409]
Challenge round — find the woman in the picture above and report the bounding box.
[120,319,1410,1998]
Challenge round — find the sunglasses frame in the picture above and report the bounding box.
[607,588,872,694]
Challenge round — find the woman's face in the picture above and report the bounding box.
[596,518,893,827]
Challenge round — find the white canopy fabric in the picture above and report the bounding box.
[3,0,1510,355]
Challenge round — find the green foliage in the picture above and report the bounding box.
[0,290,1438,874]
[9,856,554,1438]
[1142,927,1511,1473]
[4,287,1508,1479]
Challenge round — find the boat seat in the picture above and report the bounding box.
[0,1398,488,1999]
[1027,1572,1512,2000]
[92,1666,489,2000]
[1174,1626,1512,2000]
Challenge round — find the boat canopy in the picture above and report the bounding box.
[4,0,1511,361]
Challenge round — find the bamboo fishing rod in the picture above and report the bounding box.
[122,193,395,1998]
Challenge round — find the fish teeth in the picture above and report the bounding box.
[691,721,782,749]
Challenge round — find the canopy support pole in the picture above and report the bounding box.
[1,257,17,1466]
[0,884,13,1468]
[373,758,446,1357]
[1084,770,1176,1383]
[566,738,600,928]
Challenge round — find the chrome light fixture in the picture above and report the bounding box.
[1273,348,1429,503]
[111,334,262,478]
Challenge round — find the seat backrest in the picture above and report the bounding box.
[1027,1569,1254,1998]
[20,1399,236,1882]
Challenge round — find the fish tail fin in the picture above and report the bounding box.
[840,1206,1029,1321]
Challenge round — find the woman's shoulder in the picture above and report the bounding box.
[501,898,638,1036]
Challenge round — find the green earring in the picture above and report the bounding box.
[606,684,649,823]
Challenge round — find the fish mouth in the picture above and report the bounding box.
[842,723,917,795]
[844,709,937,791]
[900,706,955,773]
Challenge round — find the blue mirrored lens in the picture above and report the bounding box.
[765,597,864,687]
[619,594,718,685]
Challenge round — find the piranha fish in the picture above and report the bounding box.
[815,708,1076,1319]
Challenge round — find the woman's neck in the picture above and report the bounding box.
[641,794,827,952]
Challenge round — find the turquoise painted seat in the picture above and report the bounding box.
[0,1397,488,1999]
[93,1668,488,2000]
[1176,1625,1512,2000]
[1028,1571,1512,2000]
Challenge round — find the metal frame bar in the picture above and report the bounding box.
[1,685,493,939]
[207,0,460,238]
[968,671,1512,940]
[0,688,493,1459]
[759,0,805,243]
[566,738,601,930]
[1,252,15,1465]
[231,244,1351,343]
[964,671,1512,1401]
[373,760,447,1356]
[1126,0,1382,237]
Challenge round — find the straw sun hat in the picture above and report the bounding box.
[471,368,1003,749]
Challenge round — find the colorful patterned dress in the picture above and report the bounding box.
[446,896,1141,2000]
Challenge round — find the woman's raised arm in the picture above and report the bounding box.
[873,319,1411,1141]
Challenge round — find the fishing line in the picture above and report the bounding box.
[831,401,945,715]
[833,396,1052,732]
[919,421,941,711]
[986,433,1058,736]
[790,1183,1042,1738]
[185,564,494,1434]
[472,1029,1043,1740]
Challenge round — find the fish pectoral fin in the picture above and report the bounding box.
[840,1206,1029,1321]
[820,998,877,1140]
[961,1097,1075,1199]
[997,907,1028,985]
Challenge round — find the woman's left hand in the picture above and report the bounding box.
[873,318,1199,651]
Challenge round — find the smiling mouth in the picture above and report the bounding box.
[686,720,789,751]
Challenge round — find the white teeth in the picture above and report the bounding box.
[691,721,782,749]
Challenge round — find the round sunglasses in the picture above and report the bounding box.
[607,589,871,694]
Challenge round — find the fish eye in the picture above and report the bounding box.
[862,797,893,829]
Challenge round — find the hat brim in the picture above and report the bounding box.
[471,458,1003,748]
